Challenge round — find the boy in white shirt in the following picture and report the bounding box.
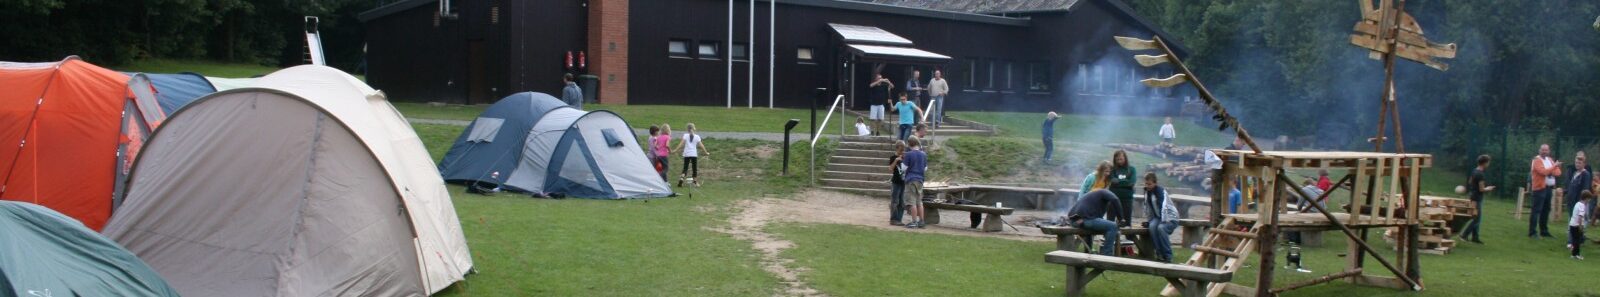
[1571,190,1593,260]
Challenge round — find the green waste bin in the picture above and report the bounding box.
[578,75,600,104]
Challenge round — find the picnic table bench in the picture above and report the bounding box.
[1045,250,1232,297]
[925,202,1012,232]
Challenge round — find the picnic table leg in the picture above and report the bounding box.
[981,213,1004,232]
[926,207,941,225]
[1183,281,1210,297]
[1056,234,1077,251]
[1064,266,1087,297]
[1181,225,1205,248]
[1131,232,1154,259]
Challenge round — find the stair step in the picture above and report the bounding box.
[839,141,896,151]
[822,170,891,182]
[826,163,883,173]
[840,135,894,143]
[821,178,889,189]
[833,148,895,158]
[828,155,882,166]
[820,186,891,197]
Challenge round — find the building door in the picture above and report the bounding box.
[468,40,487,104]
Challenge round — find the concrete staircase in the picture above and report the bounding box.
[820,135,896,196]
[843,109,997,137]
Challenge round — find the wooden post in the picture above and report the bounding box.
[1256,166,1281,297]
[1065,266,1088,297]
[1516,187,1526,219]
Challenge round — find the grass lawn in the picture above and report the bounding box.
[413,123,833,296]
[117,58,280,78]
[771,197,1600,296]
[395,102,862,134]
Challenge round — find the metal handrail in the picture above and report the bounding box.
[919,98,937,147]
[811,95,845,185]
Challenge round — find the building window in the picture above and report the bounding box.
[985,59,997,90]
[797,47,815,63]
[1077,64,1087,93]
[1003,61,1015,90]
[698,41,720,60]
[1028,62,1049,92]
[668,39,690,58]
[731,43,748,61]
[962,58,977,90]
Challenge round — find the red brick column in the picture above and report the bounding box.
[588,0,629,105]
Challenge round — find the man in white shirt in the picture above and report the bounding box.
[928,70,950,128]
[1158,117,1176,147]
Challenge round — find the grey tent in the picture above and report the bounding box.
[438,92,671,199]
[0,201,178,297]
[104,65,472,296]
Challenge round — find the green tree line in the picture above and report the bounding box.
[1126,0,1600,165]
[0,0,376,71]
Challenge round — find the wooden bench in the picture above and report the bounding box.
[1039,225,1155,259]
[1045,250,1232,297]
[924,202,1013,232]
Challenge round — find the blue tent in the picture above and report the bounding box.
[437,92,671,199]
[126,72,217,114]
[0,201,179,297]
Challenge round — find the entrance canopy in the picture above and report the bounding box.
[829,23,952,64]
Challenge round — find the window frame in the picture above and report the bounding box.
[668,39,691,59]
[1027,61,1050,94]
[731,43,749,62]
[697,40,720,60]
[796,47,816,64]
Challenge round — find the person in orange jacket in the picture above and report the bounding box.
[1531,144,1564,238]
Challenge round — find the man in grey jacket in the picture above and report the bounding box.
[561,73,583,109]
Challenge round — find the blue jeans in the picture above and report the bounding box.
[1531,189,1552,236]
[931,95,946,126]
[897,124,913,141]
[890,182,906,223]
[1459,199,1482,241]
[1078,218,1120,256]
[1150,220,1178,262]
[1042,137,1054,161]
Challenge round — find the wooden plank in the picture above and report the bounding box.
[1271,269,1364,294]
[1221,283,1256,297]
[1193,245,1241,258]
[1045,251,1233,283]
[923,202,1013,215]
[1208,228,1258,239]
[1388,157,1403,224]
[1350,275,1413,290]
[1352,159,1369,225]
[1408,159,1422,224]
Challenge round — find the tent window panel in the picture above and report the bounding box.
[601,128,625,148]
[467,117,505,142]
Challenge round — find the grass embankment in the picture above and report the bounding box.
[396,102,860,134]
[953,111,1232,147]
[414,123,834,296]
[118,58,280,78]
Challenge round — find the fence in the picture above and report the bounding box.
[1462,126,1600,199]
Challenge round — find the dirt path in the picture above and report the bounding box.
[716,189,1060,296]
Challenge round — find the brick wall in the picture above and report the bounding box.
[588,0,629,104]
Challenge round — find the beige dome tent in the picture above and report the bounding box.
[103,65,473,296]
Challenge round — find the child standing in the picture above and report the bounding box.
[653,124,673,182]
[674,123,708,187]
[888,140,907,226]
[902,137,928,229]
[1571,190,1592,260]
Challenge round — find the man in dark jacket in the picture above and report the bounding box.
[1070,189,1128,256]
[561,73,583,109]
[1567,151,1593,214]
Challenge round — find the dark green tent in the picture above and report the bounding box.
[0,201,177,297]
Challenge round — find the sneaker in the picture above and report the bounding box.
[1576,255,1586,260]
[1470,239,1483,244]
[890,221,904,226]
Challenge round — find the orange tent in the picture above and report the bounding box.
[0,57,143,230]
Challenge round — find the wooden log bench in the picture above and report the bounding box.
[1045,250,1232,297]
[924,202,1013,232]
[1040,225,1155,259]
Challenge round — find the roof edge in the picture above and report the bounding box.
[789,0,1030,26]
[359,0,437,22]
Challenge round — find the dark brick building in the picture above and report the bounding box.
[359,0,1196,115]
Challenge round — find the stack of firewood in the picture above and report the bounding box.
[1385,196,1479,255]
